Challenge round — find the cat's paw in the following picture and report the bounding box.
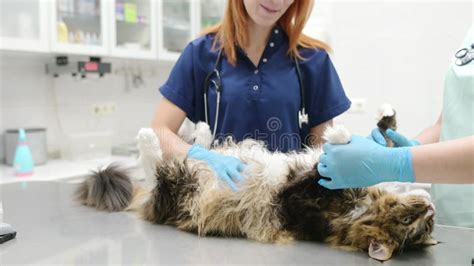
[323,125,351,144]
[192,122,213,148]
[136,128,162,190]
[136,128,162,161]
[178,119,197,143]
[137,128,160,148]
[375,103,395,121]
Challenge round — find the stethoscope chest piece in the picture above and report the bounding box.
[298,110,309,128]
[455,43,474,66]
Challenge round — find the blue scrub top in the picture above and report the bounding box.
[160,26,351,152]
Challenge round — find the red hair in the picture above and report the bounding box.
[202,0,329,65]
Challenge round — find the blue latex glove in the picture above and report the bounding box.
[187,144,245,191]
[317,135,415,189]
[371,128,421,147]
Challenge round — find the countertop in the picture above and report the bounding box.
[0,156,138,184]
[0,180,473,265]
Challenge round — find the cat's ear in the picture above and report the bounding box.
[368,238,395,261]
[423,237,438,245]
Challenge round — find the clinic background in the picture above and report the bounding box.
[0,0,472,163]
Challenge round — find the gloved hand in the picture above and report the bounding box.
[187,144,245,191]
[317,135,415,190]
[371,128,421,147]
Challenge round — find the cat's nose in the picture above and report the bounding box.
[428,203,436,211]
[424,203,435,219]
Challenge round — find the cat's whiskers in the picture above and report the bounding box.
[398,228,413,253]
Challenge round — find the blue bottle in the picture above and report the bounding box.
[13,128,34,177]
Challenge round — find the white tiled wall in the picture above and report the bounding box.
[0,55,172,161]
[0,57,53,161]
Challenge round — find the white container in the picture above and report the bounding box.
[5,128,48,166]
[60,131,114,160]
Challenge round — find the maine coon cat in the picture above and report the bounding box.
[76,118,436,261]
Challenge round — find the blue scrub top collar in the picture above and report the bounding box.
[234,25,286,63]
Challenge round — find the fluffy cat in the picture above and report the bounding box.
[76,123,436,261]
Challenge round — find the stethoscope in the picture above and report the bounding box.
[203,49,308,139]
[455,43,474,66]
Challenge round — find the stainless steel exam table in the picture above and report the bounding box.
[1,181,473,265]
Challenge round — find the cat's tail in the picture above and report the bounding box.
[75,127,166,212]
[75,164,147,212]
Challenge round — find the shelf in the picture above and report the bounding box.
[58,11,101,20]
[116,19,149,27]
[50,43,108,56]
[0,37,49,53]
[157,50,180,62]
[110,47,156,60]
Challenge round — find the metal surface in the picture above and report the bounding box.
[1,180,473,265]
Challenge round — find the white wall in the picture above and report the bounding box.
[307,0,473,137]
[0,1,472,162]
[0,55,172,161]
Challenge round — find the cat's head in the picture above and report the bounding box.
[356,189,436,261]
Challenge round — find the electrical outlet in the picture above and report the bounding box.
[104,103,116,114]
[349,98,367,113]
[91,103,117,116]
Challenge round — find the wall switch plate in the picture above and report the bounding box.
[349,98,367,113]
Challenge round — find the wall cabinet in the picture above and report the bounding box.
[50,0,109,56]
[0,0,226,60]
[158,0,226,61]
[0,0,49,52]
[199,0,226,30]
[157,0,194,61]
[110,0,157,59]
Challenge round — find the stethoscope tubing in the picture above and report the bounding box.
[203,49,308,139]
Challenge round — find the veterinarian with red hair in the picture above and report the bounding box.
[152,0,351,191]
[318,26,473,228]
